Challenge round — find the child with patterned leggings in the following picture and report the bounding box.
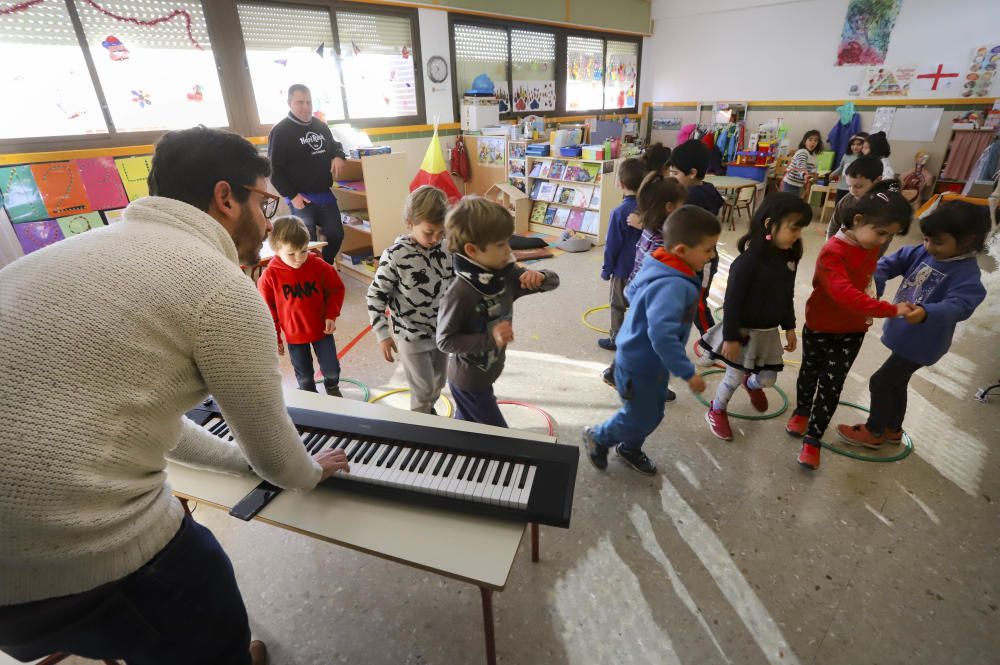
[785,181,915,470]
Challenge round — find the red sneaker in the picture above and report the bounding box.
[742,374,768,412]
[705,403,734,441]
[797,439,821,470]
[884,428,904,444]
[785,413,808,438]
[836,423,884,450]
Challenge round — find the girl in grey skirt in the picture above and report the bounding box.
[697,193,814,441]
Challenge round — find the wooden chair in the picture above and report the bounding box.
[817,185,839,229]
[722,184,758,230]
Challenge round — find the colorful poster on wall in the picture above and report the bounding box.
[31,162,92,218]
[835,0,903,67]
[0,166,47,223]
[57,212,106,238]
[871,106,896,134]
[14,220,65,254]
[863,65,917,96]
[962,45,1000,98]
[604,51,637,110]
[913,63,963,94]
[115,156,153,202]
[494,81,511,114]
[477,137,505,167]
[77,157,129,210]
[511,81,555,112]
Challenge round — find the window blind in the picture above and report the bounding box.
[237,2,335,51]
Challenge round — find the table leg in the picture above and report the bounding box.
[179,497,191,517]
[479,586,497,665]
[530,522,539,563]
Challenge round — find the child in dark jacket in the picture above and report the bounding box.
[598,158,647,351]
[699,193,814,442]
[786,181,915,470]
[258,216,346,395]
[582,206,720,476]
[836,201,989,448]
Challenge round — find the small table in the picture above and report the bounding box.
[705,175,759,191]
[168,389,555,665]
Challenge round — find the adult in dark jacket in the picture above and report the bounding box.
[268,84,347,264]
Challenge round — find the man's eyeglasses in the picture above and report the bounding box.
[243,185,280,219]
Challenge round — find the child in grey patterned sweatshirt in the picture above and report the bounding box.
[366,186,453,414]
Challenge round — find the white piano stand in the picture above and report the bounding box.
[168,389,556,665]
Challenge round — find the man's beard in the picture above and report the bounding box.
[233,205,265,266]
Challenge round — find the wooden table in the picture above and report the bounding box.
[168,389,557,665]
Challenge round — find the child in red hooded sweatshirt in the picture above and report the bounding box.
[258,216,345,396]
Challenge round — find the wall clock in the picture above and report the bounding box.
[427,55,449,83]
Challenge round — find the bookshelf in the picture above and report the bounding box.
[329,152,409,283]
[519,155,622,244]
[506,139,528,195]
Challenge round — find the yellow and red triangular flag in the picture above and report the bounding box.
[410,129,462,203]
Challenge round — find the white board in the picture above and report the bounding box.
[887,107,944,142]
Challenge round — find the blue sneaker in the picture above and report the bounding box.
[581,426,609,470]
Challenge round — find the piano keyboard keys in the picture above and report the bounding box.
[199,417,538,511]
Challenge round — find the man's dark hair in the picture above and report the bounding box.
[866,131,891,158]
[148,126,271,212]
[670,139,711,180]
[921,200,992,253]
[845,155,883,181]
[663,204,721,248]
[617,158,647,192]
[287,83,311,103]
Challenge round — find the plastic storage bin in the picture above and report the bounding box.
[560,145,582,157]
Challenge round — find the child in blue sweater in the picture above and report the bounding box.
[583,206,720,475]
[836,201,990,448]
[598,158,648,351]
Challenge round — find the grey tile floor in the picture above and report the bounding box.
[62,221,1000,665]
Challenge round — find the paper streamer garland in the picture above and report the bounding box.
[79,0,206,51]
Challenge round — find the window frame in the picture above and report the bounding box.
[447,14,642,122]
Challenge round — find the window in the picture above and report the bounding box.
[74,0,228,133]
[0,0,107,139]
[510,29,555,112]
[453,24,508,112]
[335,11,418,120]
[237,2,345,125]
[604,40,638,110]
[565,35,604,112]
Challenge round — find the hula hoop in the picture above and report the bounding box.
[497,400,556,436]
[339,378,370,401]
[369,387,455,418]
[694,368,789,420]
[582,304,611,334]
[818,401,913,463]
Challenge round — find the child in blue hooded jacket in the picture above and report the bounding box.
[583,206,720,475]
[836,201,990,448]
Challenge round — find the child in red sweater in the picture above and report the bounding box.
[258,217,346,396]
[786,181,914,470]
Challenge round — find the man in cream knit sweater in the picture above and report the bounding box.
[0,127,348,665]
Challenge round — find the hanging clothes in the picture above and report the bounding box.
[961,138,1000,195]
[678,123,698,145]
[827,112,862,167]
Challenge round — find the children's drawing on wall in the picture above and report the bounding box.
[652,117,683,130]
[14,220,64,255]
[478,137,505,167]
[835,0,902,66]
[864,65,916,96]
[604,54,637,110]
[963,45,1000,98]
[494,81,510,113]
[511,80,555,112]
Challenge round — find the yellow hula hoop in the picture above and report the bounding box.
[582,304,611,334]
[369,388,455,418]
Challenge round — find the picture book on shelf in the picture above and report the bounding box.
[539,161,553,178]
[509,143,526,159]
[566,210,585,231]
[573,186,593,208]
[577,164,599,182]
[552,208,571,228]
[509,177,527,193]
[528,161,545,177]
[581,211,600,235]
[509,161,525,177]
[589,188,602,208]
[556,185,576,205]
[564,165,581,182]
[530,201,549,223]
[548,160,567,180]
[543,207,557,225]
[537,182,558,202]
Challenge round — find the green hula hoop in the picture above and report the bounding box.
[339,378,371,402]
[694,368,789,420]
[819,401,913,463]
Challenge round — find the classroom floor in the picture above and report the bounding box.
[65,220,999,665]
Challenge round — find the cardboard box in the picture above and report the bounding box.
[461,97,500,132]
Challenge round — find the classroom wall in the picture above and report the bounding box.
[640,0,1000,102]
